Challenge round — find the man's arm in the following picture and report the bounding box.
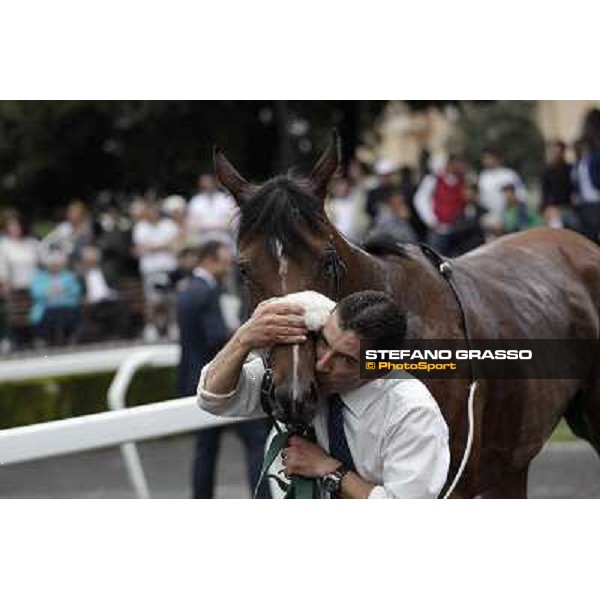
[283,436,375,499]
[202,300,308,398]
[369,402,450,499]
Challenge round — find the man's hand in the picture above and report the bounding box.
[236,300,308,351]
[282,435,340,479]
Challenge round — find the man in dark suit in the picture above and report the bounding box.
[176,240,270,498]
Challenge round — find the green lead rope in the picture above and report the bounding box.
[254,430,321,499]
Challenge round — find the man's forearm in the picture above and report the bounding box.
[340,472,376,499]
[203,329,252,396]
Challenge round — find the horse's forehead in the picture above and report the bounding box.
[239,233,328,264]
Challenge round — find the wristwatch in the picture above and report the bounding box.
[322,464,350,495]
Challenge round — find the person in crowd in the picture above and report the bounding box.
[95,197,138,283]
[0,211,40,292]
[30,250,82,346]
[365,188,417,245]
[326,177,362,242]
[414,155,467,255]
[502,184,542,234]
[398,166,427,242]
[40,199,94,266]
[478,149,527,238]
[198,290,450,499]
[542,140,573,209]
[541,140,577,230]
[345,158,370,242]
[79,245,123,342]
[188,173,238,245]
[449,182,487,255]
[132,200,179,341]
[365,158,399,224]
[176,240,270,499]
[572,110,600,243]
[162,194,190,254]
[0,211,40,350]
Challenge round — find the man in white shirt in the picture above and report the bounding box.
[197,290,450,499]
[188,173,238,245]
[132,201,179,341]
[478,149,527,237]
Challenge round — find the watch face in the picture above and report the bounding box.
[322,473,341,494]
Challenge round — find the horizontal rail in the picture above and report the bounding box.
[0,344,180,383]
[0,396,251,466]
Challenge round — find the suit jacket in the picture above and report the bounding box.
[175,275,230,396]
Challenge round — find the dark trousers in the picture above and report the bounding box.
[192,419,272,499]
[37,306,81,345]
[575,203,600,243]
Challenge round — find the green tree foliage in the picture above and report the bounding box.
[0,100,386,219]
[448,101,546,180]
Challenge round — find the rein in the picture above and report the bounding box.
[418,243,479,499]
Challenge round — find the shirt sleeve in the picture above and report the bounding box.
[368,402,450,499]
[197,355,267,419]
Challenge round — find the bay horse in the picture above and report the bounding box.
[215,132,600,498]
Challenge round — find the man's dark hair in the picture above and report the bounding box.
[336,291,407,350]
[197,240,227,263]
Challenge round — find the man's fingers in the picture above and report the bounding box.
[263,302,305,316]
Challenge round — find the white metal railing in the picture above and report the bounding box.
[0,396,252,467]
[0,294,248,497]
[0,343,180,383]
[106,346,180,498]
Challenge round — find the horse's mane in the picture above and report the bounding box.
[361,233,410,258]
[238,175,329,259]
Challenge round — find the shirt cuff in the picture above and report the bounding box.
[367,485,391,499]
[196,363,240,407]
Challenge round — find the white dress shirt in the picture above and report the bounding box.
[132,218,178,275]
[197,357,450,499]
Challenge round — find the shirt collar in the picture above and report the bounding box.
[339,371,412,417]
[193,267,217,288]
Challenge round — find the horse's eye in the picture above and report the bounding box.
[238,264,250,280]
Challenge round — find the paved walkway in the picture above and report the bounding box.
[0,434,598,498]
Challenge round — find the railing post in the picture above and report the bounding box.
[106,346,179,499]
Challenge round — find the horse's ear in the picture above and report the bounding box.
[214,147,257,205]
[309,129,341,200]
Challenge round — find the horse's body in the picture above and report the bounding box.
[215,133,600,497]
[345,227,600,496]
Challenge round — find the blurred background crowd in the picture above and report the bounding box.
[0,101,599,354]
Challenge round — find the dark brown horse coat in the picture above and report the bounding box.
[215,135,600,498]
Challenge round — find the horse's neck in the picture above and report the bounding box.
[341,242,458,337]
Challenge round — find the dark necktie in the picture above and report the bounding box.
[327,394,356,473]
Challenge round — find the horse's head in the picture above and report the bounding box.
[214,131,345,428]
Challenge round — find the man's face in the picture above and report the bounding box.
[482,152,499,169]
[205,246,234,283]
[315,312,363,396]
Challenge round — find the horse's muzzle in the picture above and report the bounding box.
[271,382,319,431]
